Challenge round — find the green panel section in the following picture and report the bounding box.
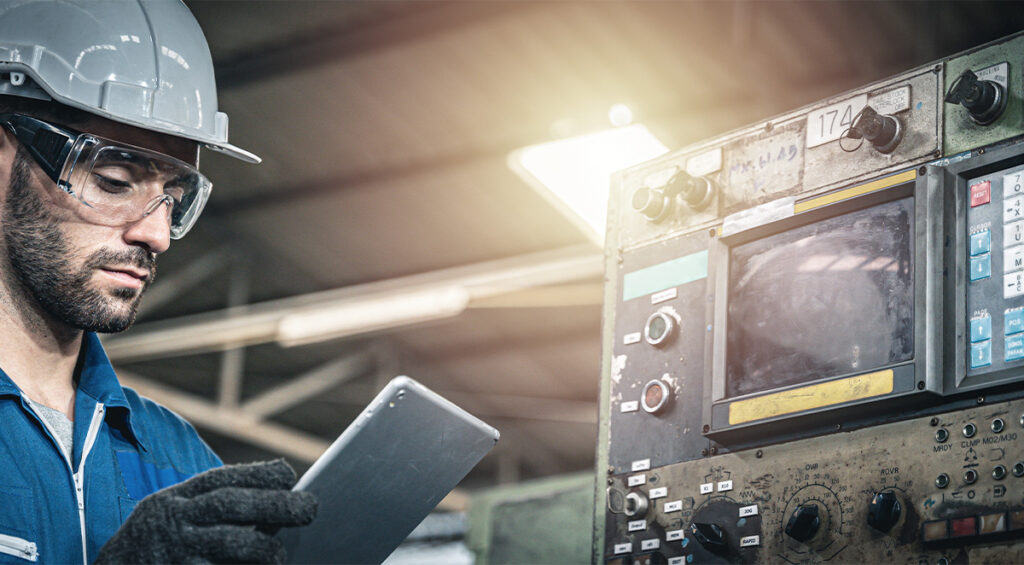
[467,473,594,565]
[945,34,1024,155]
[622,249,708,301]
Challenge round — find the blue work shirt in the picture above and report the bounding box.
[0,333,222,564]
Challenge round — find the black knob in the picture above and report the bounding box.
[867,491,902,533]
[848,105,902,153]
[945,68,1007,125]
[689,522,727,554]
[785,504,820,543]
[665,170,712,211]
[631,186,669,221]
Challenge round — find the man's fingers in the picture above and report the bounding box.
[183,524,286,564]
[181,487,318,527]
[169,459,297,498]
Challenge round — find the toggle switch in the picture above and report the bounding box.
[945,68,1007,125]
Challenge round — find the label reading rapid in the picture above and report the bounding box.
[967,166,1024,373]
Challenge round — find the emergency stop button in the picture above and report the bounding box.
[971,181,991,207]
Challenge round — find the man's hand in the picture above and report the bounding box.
[95,459,317,564]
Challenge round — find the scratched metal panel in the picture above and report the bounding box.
[719,119,806,217]
[803,70,941,192]
[945,34,1024,156]
[604,396,1024,562]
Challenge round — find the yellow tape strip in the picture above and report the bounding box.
[794,169,917,214]
[728,369,895,425]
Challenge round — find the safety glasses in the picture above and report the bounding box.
[0,113,211,239]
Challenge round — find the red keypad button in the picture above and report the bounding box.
[971,180,992,207]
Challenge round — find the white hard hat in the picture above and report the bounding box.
[0,0,259,164]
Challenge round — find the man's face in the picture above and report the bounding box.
[1,116,198,333]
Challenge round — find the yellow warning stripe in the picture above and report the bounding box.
[728,369,894,425]
[794,169,917,214]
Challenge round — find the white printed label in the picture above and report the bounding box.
[614,542,632,555]
[1005,195,1024,224]
[623,332,642,345]
[631,459,651,472]
[686,148,723,177]
[651,288,677,304]
[627,474,646,487]
[643,168,678,192]
[869,86,911,115]
[740,535,760,547]
[700,483,714,494]
[621,401,639,413]
[666,529,684,542]
[977,62,1009,88]
[1006,221,1024,248]
[1007,247,1024,274]
[640,539,661,551]
[806,93,868,148]
[628,519,647,532]
[1006,171,1024,199]
[1006,272,1024,299]
[664,500,683,513]
[668,557,685,565]
[649,487,668,499]
[717,480,734,492]
[739,504,759,517]
[721,196,796,237]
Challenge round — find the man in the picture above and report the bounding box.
[0,1,316,563]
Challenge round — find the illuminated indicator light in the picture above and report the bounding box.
[645,385,663,407]
[979,512,1007,534]
[1009,510,1024,531]
[935,473,950,489]
[993,465,1007,480]
[992,418,1006,433]
[935,428,949,443]
[922,520,949,541]
[971,180,992,207]
[950,516,977,538]
[963,423,977,438]
[964,469,978,484]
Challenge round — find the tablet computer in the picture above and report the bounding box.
[278,375,500,564]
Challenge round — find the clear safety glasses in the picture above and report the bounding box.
[0,113,211,239]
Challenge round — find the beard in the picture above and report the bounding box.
[2,149,156,333]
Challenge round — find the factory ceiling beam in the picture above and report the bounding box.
[242,352,376,418]
[102,244,602,363]
[214,2,533,90]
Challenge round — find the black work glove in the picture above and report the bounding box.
[95,459,317,564]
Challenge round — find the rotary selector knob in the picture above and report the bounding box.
[644,311,678,347]
[665,170,713,211]
[624,491,649,518]
[631,186,671,222]
[689,522,727,555]
[945,68,1007,125]
[848,105,902,154]
[867,490,902,533]
[784,503,821,543]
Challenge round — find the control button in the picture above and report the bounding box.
[1005,272,1024,298]
[666,170,713,211]
[970,316,992,342]
[632,186,671,222]
[993,465,1007,480]
[970,341,992,368]
[1008,221,1024,247]
[950,516,977,538]
[1007,246,1024,273]
[935,428,949,443]
[1007,335,1024,362]
[624,492,649,519]
[644,311,678,347]
[992,417,1006,433]
[1007,195,1024,224]
[1005,171,1024,198]
[689,522,727,555]
[970,254,991,281]
[936,473,950,489]
[1013,461,1024,477]
[963,423,978,438]
[970,230,992,256]
[922,519,949,541]
[979,512,1007,534]
[847,105,902,153]
[971,180,992,207]
[964,469,978,484]
[1006,309,1024,335]
[945,68,1007,125]
[641,379,673,415]
[867,491,902,533]
[784,504,821,543]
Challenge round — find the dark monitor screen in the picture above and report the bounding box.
[726,196,915,399]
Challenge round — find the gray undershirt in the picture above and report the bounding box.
[25,396,74,460]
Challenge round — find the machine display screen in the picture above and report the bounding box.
[726,197,915,398]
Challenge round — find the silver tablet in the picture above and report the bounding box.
[278,376,499,564]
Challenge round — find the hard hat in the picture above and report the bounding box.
[0,0,259,164]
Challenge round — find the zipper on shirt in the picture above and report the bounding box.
[0,532,38,562]
[28,401,105,565]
